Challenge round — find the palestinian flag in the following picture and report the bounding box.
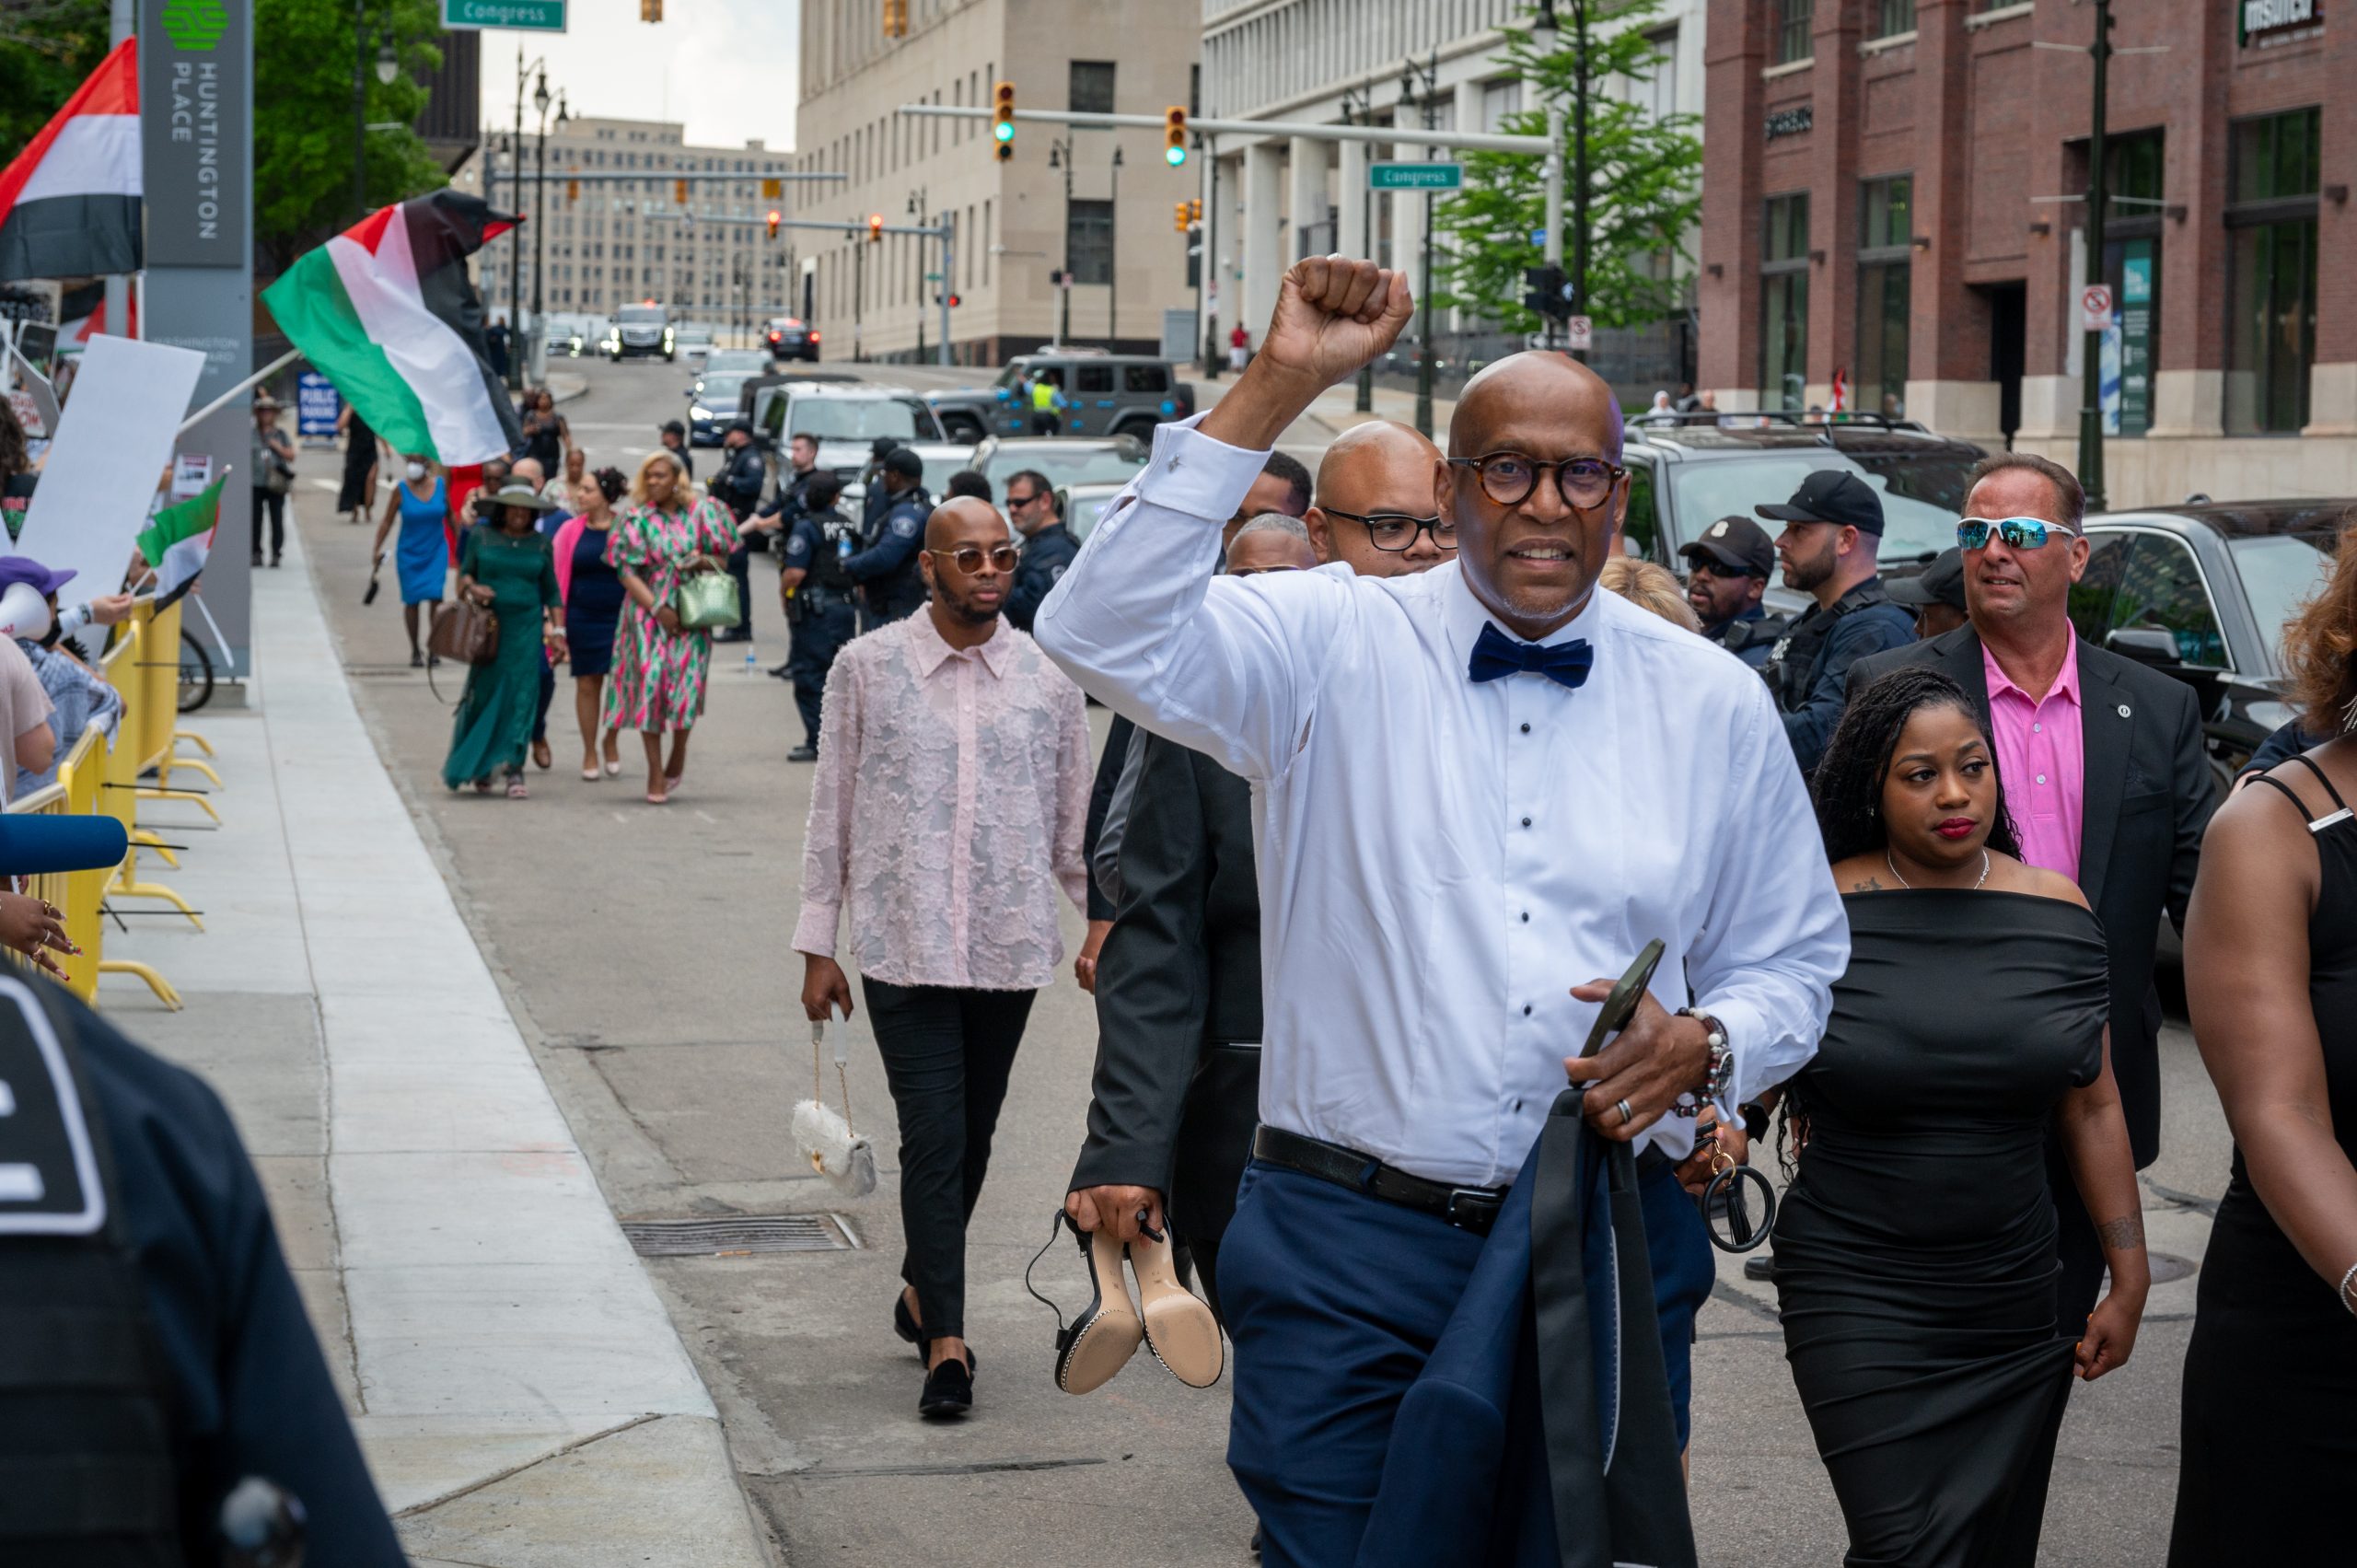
[261,191,523,466]
[136,473,223,604]
[0,38,140,282]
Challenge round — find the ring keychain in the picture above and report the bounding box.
[1699,1114,1776,1253]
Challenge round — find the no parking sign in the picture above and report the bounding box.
[2078,285,2115,333]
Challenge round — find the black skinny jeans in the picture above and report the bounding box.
[860,977,1036,1342]
[251,488,285,561]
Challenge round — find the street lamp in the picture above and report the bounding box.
[1400,52,1439,436]
[1047,135,1075,345]
[375,35,400,86]
[1109,145,1123,350]
[530,83,566,383]
[1340,82,1382,412]
[908,189,928,361]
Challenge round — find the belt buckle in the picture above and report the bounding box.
[1444,1187,1501,1231]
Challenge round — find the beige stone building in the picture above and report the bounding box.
[792,0,1202,363]
[455,117,799,338]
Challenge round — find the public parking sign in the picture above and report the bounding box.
[2079,284,2115,333]
[1369,162,1464,192]
[441,0,567,30]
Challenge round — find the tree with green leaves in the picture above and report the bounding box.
[253,0,450,271]
[1434,1,1701,336]
[0,1,114,156]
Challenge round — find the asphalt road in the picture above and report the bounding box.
[302,354,2228,1565]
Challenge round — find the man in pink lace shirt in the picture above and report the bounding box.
[793,494,1093,1421]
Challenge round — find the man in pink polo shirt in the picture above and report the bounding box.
[1847,450,2216,1330]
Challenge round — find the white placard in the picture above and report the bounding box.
[16,335,205,598]
[170,453,215,501]
[2079,285,2115,334]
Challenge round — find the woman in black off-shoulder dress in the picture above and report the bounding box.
[1771,668,2151,1568]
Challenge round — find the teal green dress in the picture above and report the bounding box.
[442,526,561,787]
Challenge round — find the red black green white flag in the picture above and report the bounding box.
[0,38,140,282]
[261,192,524,466]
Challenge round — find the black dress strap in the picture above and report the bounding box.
[2284,751,2350,811]
[2253,758,2354,833]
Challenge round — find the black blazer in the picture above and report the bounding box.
[1847,627,2217,1166]
[1068,732,1262,1202]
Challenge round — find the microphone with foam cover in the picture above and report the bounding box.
[0,813,129,875]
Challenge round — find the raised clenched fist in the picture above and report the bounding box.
[1257,256,1416,392]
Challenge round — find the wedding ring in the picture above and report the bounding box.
[1615,1098,1633,1126]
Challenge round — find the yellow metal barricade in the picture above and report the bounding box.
[135,599,220,815]
[100,614,201,933]
[3,727,180,1008]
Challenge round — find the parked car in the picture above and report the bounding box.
[925,351,1195,441]
[673,321,716,367]
[838,439,979,521]
[702,349,768,377]
[965,434,1149,496]
[765,317,821,362]
[1637,412,1987,617]
[542,313,597,359]
[603,302,673,362]
[749,380,946,485]
[2067,498,2344,792]
[686,371,759,447]
[1061,482,1130,544]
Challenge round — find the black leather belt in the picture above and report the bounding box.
[1251,1125,1509,1236]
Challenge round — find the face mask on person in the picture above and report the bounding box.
[404,461,426,482]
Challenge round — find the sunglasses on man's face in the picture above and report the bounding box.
[926,544,1020,575]
[1956,516,2079,552]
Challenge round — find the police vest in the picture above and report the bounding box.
[805,509,858,595]
[1029,380,1058,412]
[0,978,182,1566]
[1763,580,1895,712]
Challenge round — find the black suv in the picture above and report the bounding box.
[925,352,1197,442]
[1628,413,1986,616]
[2072,499,2345,792]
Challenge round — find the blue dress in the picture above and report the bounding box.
[564,522,625,679]
[395,477,449,604]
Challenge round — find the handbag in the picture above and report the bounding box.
[427,598,500,666]
[791,1016,876,1197]
[671,568,742,631]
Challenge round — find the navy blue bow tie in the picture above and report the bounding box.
[1468,621,1594,691]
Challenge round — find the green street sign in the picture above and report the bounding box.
[441,0,567,32]
[1370,162,1463,192]
[925,272,943,282]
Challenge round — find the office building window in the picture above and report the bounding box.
[1068,198,1113,285]
[2226,108,2319,435]
[1761,192,1809,411]
[1875,0,1914,36]
[1480,79,1522,133]
[1070,61,1116,116]
[1635,28,1678,123]
[1776,0,1814,65]
[1856,176,1910,419]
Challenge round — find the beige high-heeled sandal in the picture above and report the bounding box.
[1052,1225,1144,1395]
[1128,1228,1224,1388]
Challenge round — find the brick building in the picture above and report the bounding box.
[1700,0,2355,507]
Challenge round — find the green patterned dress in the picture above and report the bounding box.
[441,526,560,787]
[600,497,738,734]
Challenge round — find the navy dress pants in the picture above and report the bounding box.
[1220,1156,1714,1568]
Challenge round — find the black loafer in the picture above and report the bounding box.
[918,1352,974,1420]
[788,744,819,762]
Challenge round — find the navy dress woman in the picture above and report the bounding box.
[553,466,629,779]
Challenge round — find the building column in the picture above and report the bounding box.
[1803,0,1862,412]
[1904,0,2001,445]
[1337,139,1367,257]
[2147,6,2231,445]
[2305,14,2357,439]
[1699,0,1767,402]
[1391,133,1428,328]
[1288,135,1328,261]
[1242,142,1284,341]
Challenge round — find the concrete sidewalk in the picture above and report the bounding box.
[106,530,775,1566]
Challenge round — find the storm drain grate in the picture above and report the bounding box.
[620,1214,861,1257]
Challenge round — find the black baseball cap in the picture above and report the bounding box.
[656,418,686,437]
[870,436,901,459]
[881,447,925,480]
[1678,516,1775,579]
[1887,547,1968,611]
[1756,470,1885,536]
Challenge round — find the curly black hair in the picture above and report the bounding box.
[592,466,627,505]
[1810,666,2022,864]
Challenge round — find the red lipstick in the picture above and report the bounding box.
[1934,818,1977,841]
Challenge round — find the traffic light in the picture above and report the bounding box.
[638,0,661,20]
[993,81,1016,162]
[1174,202,1190,234]
[1521,263,1573,321]
[946,294,960,308]
[1189,198,1202,225]
[882,0,907,37]
[1163,106,1189,168]
[761,178,782,200]
[867,213,884,244]
[565,178,580,203]
[766,210,781,239]
[673,179,688,204]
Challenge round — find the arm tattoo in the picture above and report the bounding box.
[2096,1214,2145,1251]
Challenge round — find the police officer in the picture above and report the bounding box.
[779,470,860,762]
[858,436,902,535]
[847,446,931,630]
[0,975,405,1566]
[1003,468,1075,633]
[655,418,695,482]
[747,433,827,678]
[1675,515,1780,668]
[1753,470,1917,773]
[706,422,767,645]
[1886,545,1970,642]
[1028,368,1065,435]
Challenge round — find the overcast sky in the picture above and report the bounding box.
[470,3,801,154]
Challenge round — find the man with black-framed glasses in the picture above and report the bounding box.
[795,494,1092,1422]
[1304,420,1450,577]
[1003,468,1075,633]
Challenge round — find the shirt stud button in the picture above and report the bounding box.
[1519,722,1531,735]
[1523,1004,1533,1016]
[1521,912,1530,923]
[1521,816,1532,828]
